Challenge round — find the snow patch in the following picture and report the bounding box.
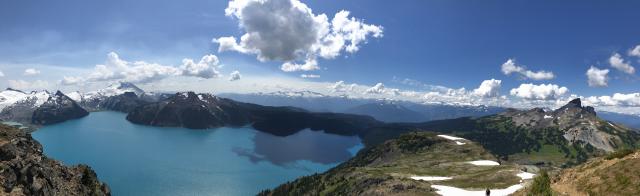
[543,115,553,119]
[410,176,452,181]
[66,91,83,102]
[438,135,468,145]
[431,184,523,196]
[517,171,535,180]
[437,135,465,141]
[468,160,500,166]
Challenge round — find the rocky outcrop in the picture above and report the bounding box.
[0,124,110,195]
[31,91,89,125]
[499,98,637,152]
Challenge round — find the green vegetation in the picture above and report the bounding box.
[364,114,630,167]
[605,149,635,160]
[260,132,523,195]
[527,170,552,196]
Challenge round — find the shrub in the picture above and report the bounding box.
[528,170,552,196]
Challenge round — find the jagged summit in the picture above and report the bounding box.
[555,98,596,115]
[568,98,582,107]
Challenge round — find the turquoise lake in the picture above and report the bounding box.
[32,111,363,195]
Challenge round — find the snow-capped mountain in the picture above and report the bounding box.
[0,82,154,125]
[69,82,145,103]
[0,88,52,112]
[0,89,88,125]
[73,82,164,112]
[32,91,89,125]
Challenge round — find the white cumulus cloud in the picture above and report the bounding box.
[609,53,635,74]
[501,59,555,80]
[586,66,609,87]
[0,70,4,77]
[23,68,41,76]
[329,80,356,93]
[584,93,640,107]
[365,83,386,94]
[472,79,501,97]
[629,45,640,57]
[180,54,222,79]
[280,58,319,72]
[61,52,224,85]
[214,0,383,72]
[228,70,241,81]
[510,83,568,100]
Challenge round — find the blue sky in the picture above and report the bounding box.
[1,0,639,113]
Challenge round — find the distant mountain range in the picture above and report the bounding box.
[220,92,506,122]
[222,91,639,130]
[1,83,638,132]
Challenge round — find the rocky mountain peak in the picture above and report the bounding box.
[54,90,65,97]
[555,98,596,116]
[567,98,582,107]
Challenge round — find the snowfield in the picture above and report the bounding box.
[437,135,465,141]
[431,171,536,196]
[0,89,52,111]
[431,184,523,196]
[410,176,453,181]
[437,135,467,145]
[517,171,535,180]
[468,160,500,166]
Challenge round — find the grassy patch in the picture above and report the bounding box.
[605,149,635,160]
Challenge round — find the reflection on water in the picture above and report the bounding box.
[32,111,363,195]
[234,129,362,167]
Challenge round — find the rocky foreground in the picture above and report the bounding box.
[0,124,109,195]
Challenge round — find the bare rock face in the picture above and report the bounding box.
[0,124,110,195]
[500,98,638,152]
